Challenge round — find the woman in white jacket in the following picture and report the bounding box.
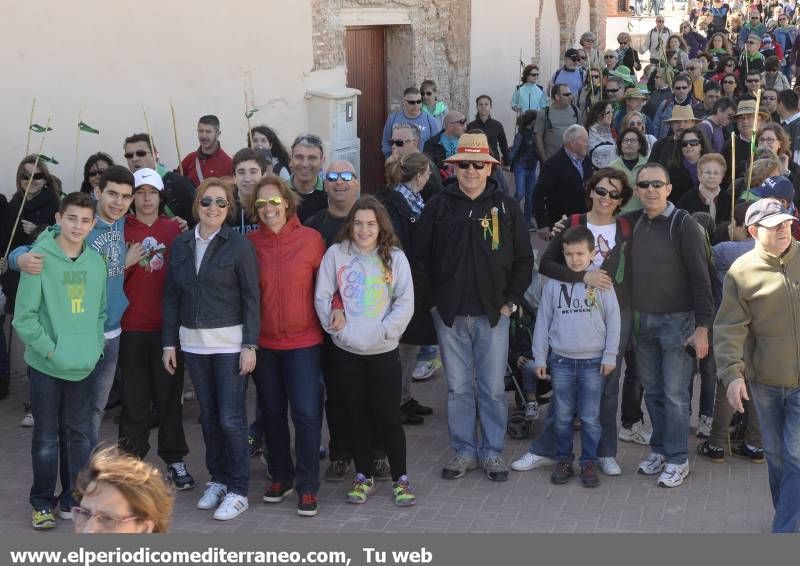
[314,195,416,507]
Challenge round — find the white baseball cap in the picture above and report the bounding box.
[133,168,164,191]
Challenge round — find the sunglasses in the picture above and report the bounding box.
[636,180,668,189]
[606,88,620,94]
[405,99,423,105]
[604,55,616,59]
[619,41,629,46]
[560,91,573,97]
[622,138,640,144]
[124,150,149,159]
[87,169,107,177]
[673,85,689,90]
[325,171,356,182]
[20,173,45,181]
[254,196,284,209]
[457,161,487,170]
[723,80,737,84]
[200,196,228,208]
[593,186,623,200]
[746,78,760,83]
[447,119,467,126]
[681,139,701,147]
[422,91,435,96]
[529,73,539,78]
[390,139,413,147]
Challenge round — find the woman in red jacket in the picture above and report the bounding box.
[246,175,326,517]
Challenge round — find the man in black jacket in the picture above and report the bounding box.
[422,111,466,176]
[414,133,534,483]
[533,125,592,237]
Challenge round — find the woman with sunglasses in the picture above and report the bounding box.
[420,80,448,119]
[680,21,707,59]
[719,72,741,101]
[668,127,711,204]
[315,195,415,507]
[710,56,739,83]
[511,64,547,115]
[73,446,173,533]
[608,126,649,212]
[245,175,326,517]
[586,100,616,170]
[514,168,635,478]
[616,32,641,73]
[162,177,260,521]
[79,152,114,195]
[578,68,604,116]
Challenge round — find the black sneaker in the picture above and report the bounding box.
[297,493,318,517]
[324,459,350,482]
[696,440,725,463]
[580,461,600,488]
[248,435,261,458]
[168,462,196,490]
[403,398,433,416]
[263,482,294,503]
[400,406,424,425]
[550,459,575,485]
[371,457,392,481]
[732,444,765,464]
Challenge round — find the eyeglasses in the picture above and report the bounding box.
[723,80,737,84]
[71,506,139,531]
[673,85,689,90]
[636,180,668,189]
[593,186,623,200]
[255,196,284,208]
[390,139,414,147]
[627,121,644,127]
[619,41,629,46]
[759,137,778,144]
[20,173,45,181]
[681,139,701,147]
[325,171,356,182]
[200,196,228,208]
[622,138,640,145]
[447,119,467,126]
[764,96,777,101]
[528,73,539,78]
[124,150,149,159]
[87,169,107,177]
[606,88,620,94]
[746,78,761,83]
[725,62,736,67]
[422,91,435,96]
[404,99,423,105]
[457,161,487,170]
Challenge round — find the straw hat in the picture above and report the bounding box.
[664,105,700,122]
[734,99,770,122]
[444,133,501,164]
[624,87,648,99]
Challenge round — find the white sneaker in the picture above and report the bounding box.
[213,493,249,520]
[637,452,667,475]
[20,403,34,428]
[58,508,72,520]
[696,414,712,438]
[657,461,690,488]
[197,482,227,510]
[412,358,442,381]
[618,421,652,445]
[511,452,555,471]
[598,456,622,476]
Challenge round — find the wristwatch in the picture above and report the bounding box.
[505,302,518,314]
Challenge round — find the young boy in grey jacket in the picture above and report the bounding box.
[532,226,620,488]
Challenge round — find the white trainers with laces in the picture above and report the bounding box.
[213,493,249,520]
[657,461,690,488]
[511,452,555,471]
[637,452,667,475]
[412,358,442,381]
[618,420,652,445]
[598,456,622,476]
[197,482,227,510]
[696,414,713,438]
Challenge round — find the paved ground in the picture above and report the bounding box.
[0,360,773,534]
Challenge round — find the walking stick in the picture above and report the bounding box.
[743,90,763,202]
[730,131,736,226]
[25,98,36,155]
[170,101,183,175]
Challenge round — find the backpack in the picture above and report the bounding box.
[544,104,580,131]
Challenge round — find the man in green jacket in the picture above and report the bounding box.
[12,192,107,530]
[714,198,800,533]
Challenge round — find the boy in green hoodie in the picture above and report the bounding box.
[12,192,107,530]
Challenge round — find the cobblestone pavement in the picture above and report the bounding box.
[0,364,772,534]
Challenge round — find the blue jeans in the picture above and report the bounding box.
[749,381,800,533]
[433,311,510,460]
[252,346,322,495]
[86,335,120,449]
[184,352,249,496]
[549,354,603,465]
[634,311,695,464]
[28,367,93,511]
[513,164,537,227]
[416,345,438,362]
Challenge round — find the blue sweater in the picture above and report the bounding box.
[381,111,442,157]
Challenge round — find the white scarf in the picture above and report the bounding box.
[698,185,721,220]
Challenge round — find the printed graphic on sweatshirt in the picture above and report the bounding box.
[557,282,599,315]
[138,236,166,272]
[337,256,390,318]
[91,227,125,278]
[63,270,88,314]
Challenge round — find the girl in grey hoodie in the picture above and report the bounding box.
[314,196,416,507]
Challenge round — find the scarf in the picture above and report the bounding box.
[395,184,424,218]
[698,184,721,220]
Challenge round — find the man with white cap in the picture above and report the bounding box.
[414,133,533,483]
[715,197,800,533]
[118,168,195,491]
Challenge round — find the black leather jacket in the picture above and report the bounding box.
[162,223,260,348]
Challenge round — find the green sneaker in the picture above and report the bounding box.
[392,475,417,507]
[346,473,374,504]
[32,509,56,530]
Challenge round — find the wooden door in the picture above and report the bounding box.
[345,26,387,193]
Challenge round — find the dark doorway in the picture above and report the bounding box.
[345,26,387,192]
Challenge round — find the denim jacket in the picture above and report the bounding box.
[162,223,260,348]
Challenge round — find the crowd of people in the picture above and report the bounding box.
[0,0,799,535]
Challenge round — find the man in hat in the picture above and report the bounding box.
[697,97,737,153]
[534,84,581,160]
[549,49,586,102]
[649,105,700,165]
[613,88,652,135]
[739,34,767,74]
[653,74,704,138]
[422,110,466,177]
[413,133,534,483]
[715,197,800,532]
[723,100,771,185]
